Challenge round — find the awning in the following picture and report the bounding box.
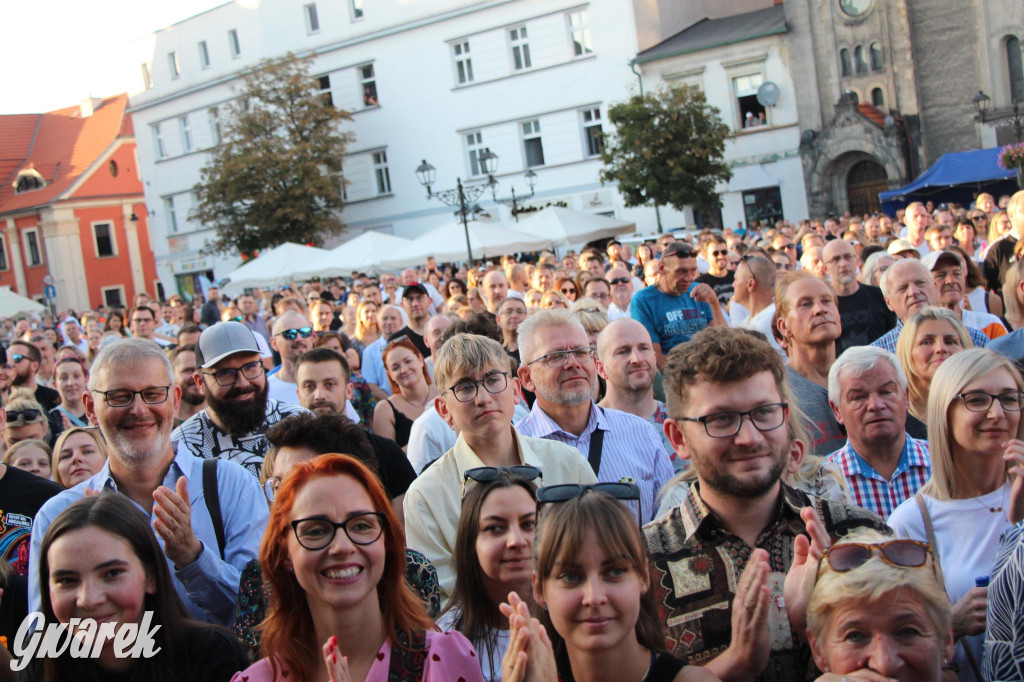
[879,148,1016,202]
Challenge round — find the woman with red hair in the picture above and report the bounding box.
[233,454,482,682]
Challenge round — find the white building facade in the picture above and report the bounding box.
[128,0,695,296]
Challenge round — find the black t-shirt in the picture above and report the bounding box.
[33,384,61,412]
[984,235,1018,293]
[390,327,430,358]
[695,271,735,307]
[0,464,61,576]
[367,431,417,498]
[836,284,897,355]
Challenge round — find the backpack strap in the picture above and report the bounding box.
[202,458,226,561]
[387,629,427,682]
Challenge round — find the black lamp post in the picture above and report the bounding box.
[973,90,1023,144]
[486,165,538,222]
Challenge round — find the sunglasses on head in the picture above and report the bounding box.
[461,465,542,498]
[663,243,696,258]
[276,327,313,340]
[6,408,42,423]
[536,482,642,521]
[819,539,931,575]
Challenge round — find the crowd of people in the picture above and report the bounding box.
[1,190,1024,681]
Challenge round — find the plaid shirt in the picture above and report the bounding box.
[827,435,931,518]
[643,482,886,681]
[871,319,988,353]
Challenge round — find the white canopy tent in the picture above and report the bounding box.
[220,242,328,293]
[514,207,636,248]
[292,231,412,278]
[0,286,46,319]
[379,220,552,269]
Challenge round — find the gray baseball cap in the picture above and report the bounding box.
[195,321,261,368]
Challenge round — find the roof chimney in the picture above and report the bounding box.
[79,97,103,117]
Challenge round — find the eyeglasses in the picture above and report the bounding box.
[675,402,788,438]
[200,360,265,386]
[447,371,509,402]
[6,408,43,424]
[819,540,930,574]
[91,386,172,407]
[955,390,1024,412]
[663,243,696,258]
[10,354,26,364]
[782,243,797,250]
[561,287,577,294]
[263,477,281,503]
[228,316,244,323]
[462,465,542,498]
[527,346,595,368]
[711,250,728,257]
[609,277,630,286]
[536,482,642,520]
[131,318,154,325]
[575,307,601,314]
[291,512,386,550]
[275,327,313,341]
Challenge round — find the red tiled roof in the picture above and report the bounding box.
[0,94,133,215]
[858,103,887,128]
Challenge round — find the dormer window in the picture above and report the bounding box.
[13,168,46,194]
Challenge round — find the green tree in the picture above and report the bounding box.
[192,52,353,256]
[600,86,732,222]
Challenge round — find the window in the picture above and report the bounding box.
[102,286,125,308]
[141,63,153,89]
[870,87,885,107]
[453,41,474,84]
[840,49,852,77]
[198,41,210,69]
[153,123,166,159]
[0,235,8,271]
[510,26,532,71]
[466,132,487,176]
[870,42,883,70]
[522,120,545,167]
[92,222,116,258]
[1008,36,1024,103]
[165,197,178,233]
[373,151,391,195]
[207,108,221,146]
[168,52,181,79]
[304,4,320,33]
[350,0,363,20]
[228,29,241,58]
[316,75,333,106]
[23,229,41,267]
[733,73,768,128]
[581,108,603,157]
[13,169,45,194]
[360,65,378,107]
[179,115,193,153]
[854,45,868,74]
[567,11,592,57]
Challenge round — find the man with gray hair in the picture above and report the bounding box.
[29,338,268,626]
[826,346,930,517]
[515,309,674,523]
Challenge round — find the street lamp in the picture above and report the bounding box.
[415,159,489,264]
[489,168,538,223]
[973,90,1023,143]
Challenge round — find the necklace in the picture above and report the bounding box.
[968,486,1008,514]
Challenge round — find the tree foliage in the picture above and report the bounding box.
[599,86,732,215]
[192,52,353,256]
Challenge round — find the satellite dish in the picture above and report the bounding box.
[757,82,780,108]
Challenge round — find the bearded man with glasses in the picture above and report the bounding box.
[28,337,268,626]
[172,321,306,478]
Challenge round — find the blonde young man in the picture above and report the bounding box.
[403,333,595,602]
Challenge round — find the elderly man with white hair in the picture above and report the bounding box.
[826,346,931,518]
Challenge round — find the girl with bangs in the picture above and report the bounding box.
[234,454,482,682]
[500,489,716,682]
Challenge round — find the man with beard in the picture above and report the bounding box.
[22,330,56,388]
[0,347,16,405]
[514,309,673,523]
[8,340,60,411]
[822,238,895,354]
[28,338,267,625]
[643,327,884,681]
[170,344,205,426]
[172,321,306,477]
[595,318,674,460]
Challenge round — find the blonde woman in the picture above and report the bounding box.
[50,426,108,488]
[896,307,973,423]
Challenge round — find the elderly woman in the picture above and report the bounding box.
[807,528,954,681]
[896,307,973,428]
[859,250,895,287]
[888,349,1024,681]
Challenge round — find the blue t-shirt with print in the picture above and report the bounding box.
[630,283,714,352]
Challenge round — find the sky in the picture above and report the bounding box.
[0,0,223,115]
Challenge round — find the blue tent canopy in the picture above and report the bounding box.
[879,148,1016,206]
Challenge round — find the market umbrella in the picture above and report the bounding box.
[220,242,328,293]
[515,206,636,247]
[379,220,552,269]
[293,231,412,278]
[0,286,46,318]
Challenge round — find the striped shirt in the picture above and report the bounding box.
[871,318,988,353]
[827,434,931,518]
[515,401,674,524]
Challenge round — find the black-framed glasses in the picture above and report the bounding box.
[710,249,728,257]
[6,408,42,424]
[462,465,542,498]
[609,277,631,286]
[561,287,577,294]
[819,540,930,574]
[200,360,265,386]
[527,346,594,368]
[739,255,758,283]
[663,242,696,258]
[537,482,642,521]
[275,327,313,341]
[291,512,386,550]
[955,390,1024,412]
[91,386,172,408]
[131,317,154,325]
[675,402,788,438]
[447,371,509,402]
[10,354,26,364]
